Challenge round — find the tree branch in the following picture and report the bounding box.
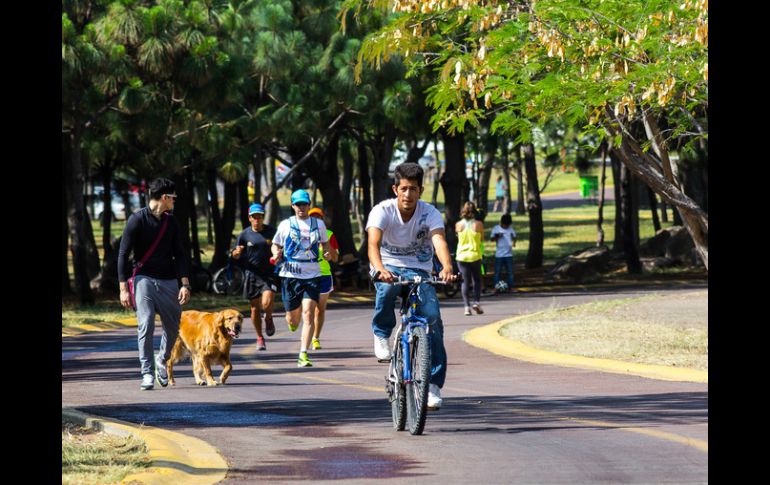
[260,110,349,205]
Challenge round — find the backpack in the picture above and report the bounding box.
[284,216,320,263]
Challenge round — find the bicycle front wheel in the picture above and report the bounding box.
[390,339,406,431]
[212,268,229,295]
[405,326,431,435]
[226,267,245,295]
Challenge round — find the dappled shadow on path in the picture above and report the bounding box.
[75,390,706,433]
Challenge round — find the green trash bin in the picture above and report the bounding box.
[579,175,599,198]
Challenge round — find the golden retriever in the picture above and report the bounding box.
[167,309,243,386]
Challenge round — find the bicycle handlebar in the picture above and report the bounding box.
[370,270,459,285]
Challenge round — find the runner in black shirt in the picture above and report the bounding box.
[232,203,279,350]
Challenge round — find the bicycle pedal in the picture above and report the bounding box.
[377,358,392,363]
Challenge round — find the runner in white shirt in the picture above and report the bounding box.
[271,189,331,368]
[366,162,456,410]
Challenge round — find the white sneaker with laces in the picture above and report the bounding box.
[374,334,392,361]
[428,384,442,410]
[464,306,472,316]
[472,302,484,315]
[140,374,155,390]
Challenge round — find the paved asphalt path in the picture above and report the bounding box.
[62,283,707,484]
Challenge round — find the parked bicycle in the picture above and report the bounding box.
[372,271,453,436]
[212,255,245,295]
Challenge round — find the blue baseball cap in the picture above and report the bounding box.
[290,189,311,205]
[248,203,265,215]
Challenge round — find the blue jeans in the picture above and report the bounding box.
[494,257,514,287]
[372,265,447,388]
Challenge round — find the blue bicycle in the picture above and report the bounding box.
[374,272,452,435]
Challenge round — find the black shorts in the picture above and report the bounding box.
[281,277,321,312]
[243,271,279,301]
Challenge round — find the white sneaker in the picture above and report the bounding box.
[374,335,392,361]
[464,306,472,316]
[472,303,484,315]
[428,384,442,410]
[140,374,154,391]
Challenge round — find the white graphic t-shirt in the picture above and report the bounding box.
[366,199,444,272]
[273,216,329,279]
[491,224,517,258]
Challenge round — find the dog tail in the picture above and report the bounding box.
[169,335,191,363]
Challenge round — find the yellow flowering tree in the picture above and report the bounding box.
[344,0,708,268]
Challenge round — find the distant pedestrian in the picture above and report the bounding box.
[271,189,332,367]
[118,178,191,391]
[308,207,339,350]
[492,176,507,212]
[232,203,278,351]
[455,201,485,315]
[490,213,517,292]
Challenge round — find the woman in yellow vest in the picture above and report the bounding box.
[308,207,339,349]
[455,201,485,316]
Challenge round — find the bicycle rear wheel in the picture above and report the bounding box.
[405,326,431,435]
[389,338,406,431]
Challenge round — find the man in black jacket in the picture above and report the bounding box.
[118,178,191,390]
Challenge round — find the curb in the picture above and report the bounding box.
[62,408,228,485]
[463,314,708,384]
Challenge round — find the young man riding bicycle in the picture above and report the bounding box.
[366,162,457,410]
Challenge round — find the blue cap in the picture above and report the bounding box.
[290,189,311,205]
[248,203,265,215]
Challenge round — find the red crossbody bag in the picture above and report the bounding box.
[127,213,169,310]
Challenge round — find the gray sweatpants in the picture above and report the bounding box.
[134,276,182,376]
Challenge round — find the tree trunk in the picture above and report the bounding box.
[515,144,525,215]
[522,143,544,269]
[609,149,623,252]
[187,165,202,267]
[596,143,608,247]
[478,134,497,216]
[170,171,192,269]
[238,177,249,230]
[647,186,661,232]
[439,129,466,252]
[371,123,397,204]
[340,139,354,215]
[100,164,113,254]
[83,210,100,280]
[611,110,708,269]
[613,133,707,268]
[265,157,281,227]
[357,139,372,262]
[62,141,73,295]
[252,149,263,203]
[207,168,223,270]
[431,140,441,207]
[617,158,642,273]
[91,164,117,293]
[65,123,95,305]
